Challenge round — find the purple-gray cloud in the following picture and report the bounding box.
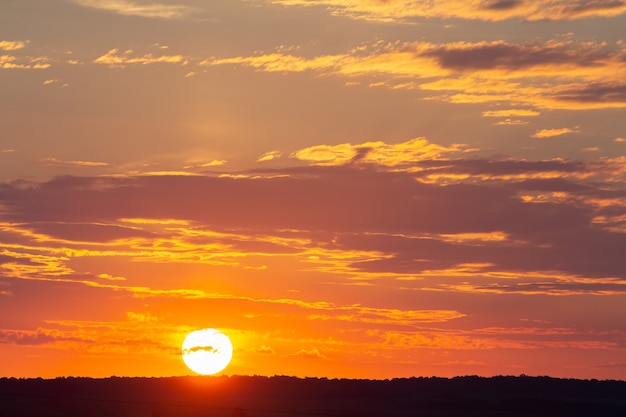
[0,328,82,346]
[1,157,625,289]
[419,41,610,71]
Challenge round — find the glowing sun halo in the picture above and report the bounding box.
[182,328,233,375]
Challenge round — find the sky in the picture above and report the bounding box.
[1,0,625,381]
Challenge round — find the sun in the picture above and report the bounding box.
[181,328,233,375]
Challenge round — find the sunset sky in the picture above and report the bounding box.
[1,0,626,381]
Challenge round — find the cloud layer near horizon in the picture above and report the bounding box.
[2,144,625,294]
[2,141,626,377]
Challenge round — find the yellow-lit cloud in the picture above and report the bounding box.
[267,0,626,22]
[531,128,578,138]
[0,40,29,51]
[204,38,626,110]
[0,55,50,69]
[94,48,187,67]
[72,0,198,19]
[482,109,540,117]
[257,150,282,162]
[40,157,108,167]
[291,137,467,166]
[494,119,529,125]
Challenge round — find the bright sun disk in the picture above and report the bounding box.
[181,328,233,375]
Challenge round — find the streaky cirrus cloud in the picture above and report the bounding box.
[531,128,579,138]
[71,0,199,19]
[94,48,187,67]
[40,158,109,168]
[266,0,626,22]
[202,38,626,109]
[481,109,540,117]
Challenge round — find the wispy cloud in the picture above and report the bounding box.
[291,348,326,359]
[72,0,199,19]
[482,109,541,117]
[203,38,626,110]
[494,119,529,125]
[267,0,626,22]
[531,128,579,138]
[40,157,109,167]
[257,151,282,162]
[94,48,187,67]
[0,328,82,346]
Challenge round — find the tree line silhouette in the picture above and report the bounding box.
[1,375,625,416]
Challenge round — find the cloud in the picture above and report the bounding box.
[0,328,82,346]
[0,40,29,51]
[482,109,540,117]
[94,48,187,67]
[554,82,626,103]
[1,146,626,296]
[40,157,109,167]
[0,282,12,297]
[0,40,50,69]
[266,0,626,22]
[204,38,626,110]
[290,137,467,166]
[434,277,626,296]
[531,128,578,138]
[256,345,276,354]
[71,0,198,19]
[201,53,345,73]
[0,55,50,69]
[292,348,326,359]
[257,151,282,162]
[481,0,524,10]
[419,40,609,71]
[494,119,529,125]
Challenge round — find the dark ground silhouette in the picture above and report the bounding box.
[1,375,625,417]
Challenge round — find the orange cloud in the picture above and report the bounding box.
[495,119,529,125]
[257,151,282,162]
[94,48,187,67]
[291,137,467,166]
[0,54,50,69]
[291,348,326,359]
[40,157,109,167]
[256,345,276,354]
[203,39,626,110]
[72,0,198,19]
[531,128,578,138]
[482,109,540,117]
[267,0,626,22]
[0,40,29,51]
